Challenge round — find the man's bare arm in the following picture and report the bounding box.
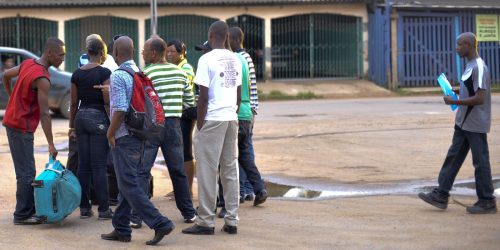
[444,89,486,106]
[107,111,125,148]
[2,66,20,96]
[197,85,209,130]
[36,77,58,158]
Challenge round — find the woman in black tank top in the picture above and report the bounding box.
[69,39,113,220]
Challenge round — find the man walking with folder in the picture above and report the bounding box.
[418,32,496,214]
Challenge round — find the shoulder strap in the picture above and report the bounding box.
[117,66,136,77]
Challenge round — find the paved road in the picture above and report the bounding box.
[252,95,500,190]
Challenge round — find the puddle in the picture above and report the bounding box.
[263,177,500,200]
[30,141,500,201]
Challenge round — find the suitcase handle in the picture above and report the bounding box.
[32,180,44,188]
[52,185,58,213]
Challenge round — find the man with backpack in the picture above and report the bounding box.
[101,36,174,245]
[129,36,197,228]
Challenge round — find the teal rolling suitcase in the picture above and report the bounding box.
[32,156,81,223]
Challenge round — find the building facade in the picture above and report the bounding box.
[0,0,370,81]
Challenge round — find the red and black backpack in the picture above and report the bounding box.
[118,66,165,140]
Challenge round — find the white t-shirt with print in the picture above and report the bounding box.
[194,49,242,121]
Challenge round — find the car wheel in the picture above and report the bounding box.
[59,93,71,119]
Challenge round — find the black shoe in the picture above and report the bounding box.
[245,193,255,201]
[13,215,46,225]
[80,210,94,219]
[98,209,113,220]
[222,224,237,234]
[217,207,227,218]
[101,230,131,242]
[184,215,196,224]
[418,189,448,209]
[466,200,497,214]
[130,221,142,229]
[182,224,215,235]
[146,224,175,245]
[253,190,268,206]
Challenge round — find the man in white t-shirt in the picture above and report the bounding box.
[182,20,242,235]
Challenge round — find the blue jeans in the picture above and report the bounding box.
[239,167,254,197]
[219,119,264,205]
[6,127,36,220]
[238,120,264,193]
[131,118,195,223]
[437,125,495,201]
[75,108,110,212]
[111,135,173,236]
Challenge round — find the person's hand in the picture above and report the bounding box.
[107,130,116,148]
[49,144,58,159]
[443,96,454,105]
[197,120,204,131]
[68,128,76,138]
[94,85,110,96]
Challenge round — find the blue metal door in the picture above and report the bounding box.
[398,14,457,87]
[368,8,388,87]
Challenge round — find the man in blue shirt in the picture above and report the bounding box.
[100,36,175,245]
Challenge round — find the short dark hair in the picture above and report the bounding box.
[150,38,167,55]
[44,37,64,52]
[167,38,186,54]
[87,39,104,56]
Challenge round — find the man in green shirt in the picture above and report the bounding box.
[130,37,197,228]
[229,27,268,206]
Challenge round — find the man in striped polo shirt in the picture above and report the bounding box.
[132,37,197,227]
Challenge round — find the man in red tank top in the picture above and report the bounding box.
[2,37,65,225]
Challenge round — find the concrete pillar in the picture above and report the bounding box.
[390,12,398,90]
[58,20,66,71]
[138,18,145,68]
[264,17,272,82]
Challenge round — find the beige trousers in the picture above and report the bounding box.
[193,120,239,227]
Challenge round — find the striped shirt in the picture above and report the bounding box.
[178,59,198,98]
[143,63,195,118]
[238,50,259,112]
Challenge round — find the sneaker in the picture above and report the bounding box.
[466,200,497,214]
[101,230,131,242]
[98,209,113,220]
[222,224,237,234]
[217,207,227,218]
[13,215,46,225]
[184,215,196,224]
[182,224,215,235]
[80,210,94,219]
[418,189,448,209]
[130,221,142,229]
[245,193,255,201]
[253,189,268,206]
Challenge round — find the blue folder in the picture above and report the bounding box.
[437,73,458,111]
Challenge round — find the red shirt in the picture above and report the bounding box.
[3,59,50,133]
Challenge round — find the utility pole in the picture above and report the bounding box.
[150,0,158,36]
